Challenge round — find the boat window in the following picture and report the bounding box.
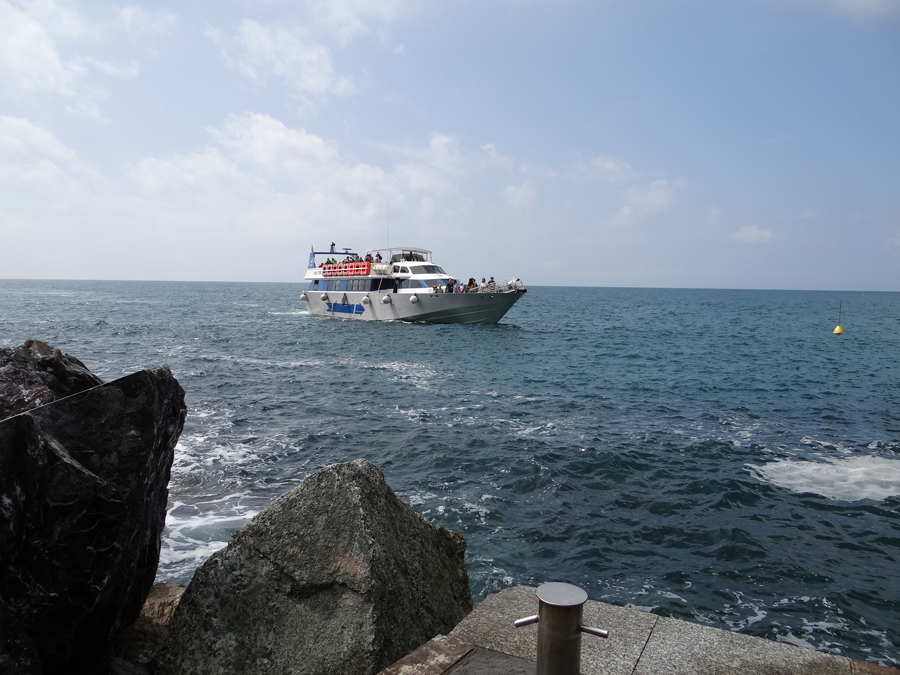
[393,265,400,273]
[374,278,395,291]
[400,267,410,274]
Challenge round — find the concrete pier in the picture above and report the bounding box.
[378,586,898,675]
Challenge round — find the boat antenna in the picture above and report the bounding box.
[386,200,389,249]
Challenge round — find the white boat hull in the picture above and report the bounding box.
[304,289,525,324]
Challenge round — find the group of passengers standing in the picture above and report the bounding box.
[436,277,496,294]
[319,252,383,267]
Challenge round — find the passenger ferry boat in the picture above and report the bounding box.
[300,246,526,324]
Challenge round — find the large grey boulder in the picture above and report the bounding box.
[161,459,472,675]
[0,364,186,674]
[0,339,104,420]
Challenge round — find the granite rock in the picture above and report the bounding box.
[0,365,186,674]
[160,459,472,675]
[0,339,103,420]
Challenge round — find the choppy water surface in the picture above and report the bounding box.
[2,281,898,666]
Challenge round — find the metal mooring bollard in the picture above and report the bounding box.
[514,582,609,675]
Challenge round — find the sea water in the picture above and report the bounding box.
[1,280,898,666]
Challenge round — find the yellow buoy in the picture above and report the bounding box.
[833,301,844,334]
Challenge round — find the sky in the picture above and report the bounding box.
[1,0,898,289]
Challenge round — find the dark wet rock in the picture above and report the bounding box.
[161,459,472,675]
[0,339,103,420]
[0,365,186,675]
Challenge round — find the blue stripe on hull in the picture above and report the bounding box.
[326,302,365,315]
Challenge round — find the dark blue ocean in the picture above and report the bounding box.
[2,280,898,666]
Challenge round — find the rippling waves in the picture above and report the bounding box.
[2,281,898,666]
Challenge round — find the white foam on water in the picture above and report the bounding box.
[159,540,228,565]
[720,591,769,630]
[405,491,439,506]
[514,422,559,438]
[375,360,440,390]
[157,495,261,582]
[747,455,900,502]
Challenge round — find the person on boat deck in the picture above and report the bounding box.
[365,253,374,263]
[488,276,496,288]
[375,252,383,263]
[468,278,478,291]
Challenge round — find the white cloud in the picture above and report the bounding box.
[0,112,497,256]
[305,0,409,44]
[64,99,108,121]
[0,0,172,121]
[0,115,105,209]
[732,224,774,243]
[591,154,634,182]
[503,182,534,210]
[209,113,341,171]
[616,179,675,220]
[114,5,178,39]
[126,115,481,238]
[0,0,86,94]
[79,56,139,77]
[209,20,353,110]
[386,133,468,196]
[480,143,515,171]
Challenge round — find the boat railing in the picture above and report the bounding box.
[475,278,523,293]
[432,278,523,294]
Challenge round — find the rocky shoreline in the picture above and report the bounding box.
[0,341,471,675]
